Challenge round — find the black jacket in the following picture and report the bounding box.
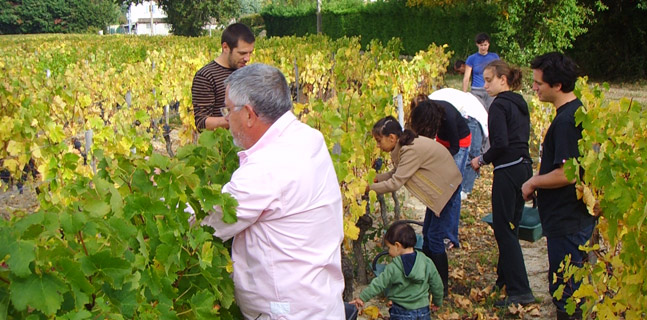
[433,100,471,156]
[482,91,531,166]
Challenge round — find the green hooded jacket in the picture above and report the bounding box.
[359,252,444,309]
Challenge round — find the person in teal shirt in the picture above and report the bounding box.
[351,221,444,319]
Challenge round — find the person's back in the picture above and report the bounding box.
[217,113,345,319]
[200,63,345,319]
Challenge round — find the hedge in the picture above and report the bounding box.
[261,1,498,58]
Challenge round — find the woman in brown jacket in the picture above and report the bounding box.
[369,115,461,296]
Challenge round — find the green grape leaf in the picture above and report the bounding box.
[190,289,217,318]
[9,273,67,315]
[102,282,137,318]
[132,168,154,193]
[57,259,93,308]
[83,195,110,218]
[58,309,93,320]
[220,193,238,224]
[7,240,36,277]
[80,251,131,289]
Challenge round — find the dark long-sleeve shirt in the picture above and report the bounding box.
[481,91,530,166]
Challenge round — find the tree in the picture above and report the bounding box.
[0,0,120,34]
[493,0,595,65]
[404,0,596,66]
[122,0,241,36]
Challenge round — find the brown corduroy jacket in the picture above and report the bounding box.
[371,136,461,214]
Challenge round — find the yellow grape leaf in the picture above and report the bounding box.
[576,184,598,216]
[225,256,233,273]
[78,94,92,107]
[200,241,213,268]
[3,158,19,172]
[362,306,380,320]
[52,95,66,108]
[31,143,42,159]
[344,223,360,240]
[7,140,23,156]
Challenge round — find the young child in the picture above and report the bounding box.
[470,60,535,306]
[368,115,461,298]
[351,221,444,319]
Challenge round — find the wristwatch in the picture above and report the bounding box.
[478,156,486,166]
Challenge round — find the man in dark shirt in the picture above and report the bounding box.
[191,23,255,131]
[522,52,596,320]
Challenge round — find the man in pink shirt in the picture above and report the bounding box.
[202,63,345,319]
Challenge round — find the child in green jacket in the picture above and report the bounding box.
[350,221,444,319]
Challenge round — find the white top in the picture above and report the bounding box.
[429,88,489,137]
[202,111,345,319]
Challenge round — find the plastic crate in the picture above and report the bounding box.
[481,206,543,242]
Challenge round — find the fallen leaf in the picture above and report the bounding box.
[362,305,381,320]
[528,306,542,317]
[449,268,465,280]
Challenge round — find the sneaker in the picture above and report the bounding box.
[493,293,535,307]
[460,191,468,201]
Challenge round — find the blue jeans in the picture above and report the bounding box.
[389,303,431,320]
[447,147,468,247]
[546,223,595,311]
[422,188,459,254]
[462,117,484,194]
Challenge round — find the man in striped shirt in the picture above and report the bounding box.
[191,23,255,130]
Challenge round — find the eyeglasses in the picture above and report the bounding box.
[220,106,234,117]
[220,105,258,117]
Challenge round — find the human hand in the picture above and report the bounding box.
[521,177,537,201]
[350,298,364,308]
[430,305,440,312]
[387,300,393,307]
[470,157,481,171]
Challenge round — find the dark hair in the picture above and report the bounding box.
[372,116,417,146]
[475,32,490,44]
[454,60,465,69]
[221,23,255,49]
[530,52,579,93]
[410,100,444,139]
[410,93,429,111]
[485,60,523,91]
[384,221,417,248]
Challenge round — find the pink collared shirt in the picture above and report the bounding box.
[203,111,345,319]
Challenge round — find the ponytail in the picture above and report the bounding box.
[485,60,523,91]
[372,116,417,146]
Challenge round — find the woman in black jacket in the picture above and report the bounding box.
[470,60,536,307]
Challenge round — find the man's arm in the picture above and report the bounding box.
[522,165,575,201]
[462,65,472,92]
[203,116,229,130]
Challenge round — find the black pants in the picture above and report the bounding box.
[492,162,533,296]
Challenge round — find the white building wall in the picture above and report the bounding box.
[127,1,170,36]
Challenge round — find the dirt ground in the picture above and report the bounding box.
[353,167,557,320]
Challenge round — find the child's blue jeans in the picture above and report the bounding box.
[389,303,431,320]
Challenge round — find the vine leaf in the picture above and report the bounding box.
[9,273,66,315]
